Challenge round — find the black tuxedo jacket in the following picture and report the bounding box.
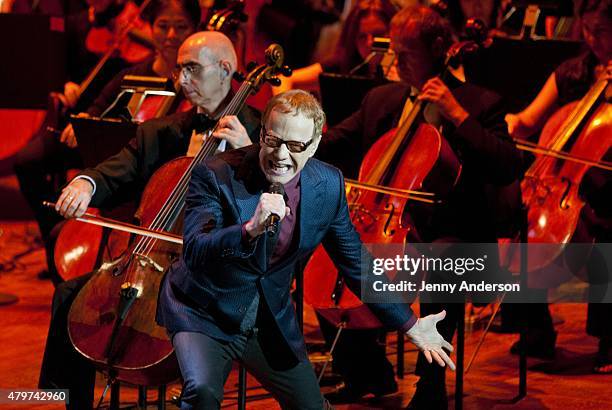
[80,106,261,207]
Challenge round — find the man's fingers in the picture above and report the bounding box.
[437,348,456,371]
[76,198,88,218]
[423,350,433,364]
[286,206,291,216]
[442,339,454,352]
[430,350,446,367]
[433,309,446,323]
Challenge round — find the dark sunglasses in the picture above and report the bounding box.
[260,127,314,153]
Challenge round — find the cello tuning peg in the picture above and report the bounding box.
[233,71,245,82]
[267,77,281,87]
[246,61,258,72]
[280,65,292,77]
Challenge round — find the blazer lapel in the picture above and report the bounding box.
[297,160,325,251]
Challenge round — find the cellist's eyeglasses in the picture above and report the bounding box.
[172,61,218,81]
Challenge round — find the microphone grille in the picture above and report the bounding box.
[269,182,284,195]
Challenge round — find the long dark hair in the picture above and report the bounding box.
[325,0,398,74]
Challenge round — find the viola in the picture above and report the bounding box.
[504,75,611,277]
[66,45,291,385]
[302,43,479,330]
[85,0,153,64]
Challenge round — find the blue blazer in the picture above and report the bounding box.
[156,145,414,361]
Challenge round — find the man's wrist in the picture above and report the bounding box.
[403,316,419,335]
[244,220,261,239]
[73,175,96,196]
[450,108,469,127]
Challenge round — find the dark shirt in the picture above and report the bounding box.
[270,172,301,265]
[554,51,599,106]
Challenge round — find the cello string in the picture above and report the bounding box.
[135,84,251,256]
[134,83,251,255]
[528,79,607,177]
[135,83,253,256]
[139,82,251,238]
[146,82,251,234]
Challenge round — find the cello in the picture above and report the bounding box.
[303,43,478,330]
[54,4,250,282]
[66,44,291,386]
[504,72,611,276]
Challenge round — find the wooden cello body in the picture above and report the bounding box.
[506,79,611,275]
[66,45,290,386]
[303,41,487,329]
[53,3,247,282]
[304,107,461,329]
[67,158,190,385]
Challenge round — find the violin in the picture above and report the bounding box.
[302,43,480,330]
[65,45,291,386]
[85,0,153,64]
[504,73,611,276]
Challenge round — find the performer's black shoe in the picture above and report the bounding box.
[510,330,556,360]
[594,337,612,374]
[325,380,398,404]
[405,382,447,410]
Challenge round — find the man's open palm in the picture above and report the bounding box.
[407,310,456,370]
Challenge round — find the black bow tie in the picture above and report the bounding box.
[191,113,216,133]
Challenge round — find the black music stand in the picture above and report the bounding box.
[0,14,66,109]
[71,117,138,168]
[318,73,388,128]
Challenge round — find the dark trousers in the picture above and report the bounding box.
[39,273,96,410]
[415,302,462,392]
[316,312,396,392]
[13,124,82,242]
[173,330,325,410]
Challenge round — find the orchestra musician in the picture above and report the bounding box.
[39,31,260,410]
[155,89,455,410]
[505,0,611,373]
[14,0,164,281]
[272,0,398,95]
[317,5,523,408]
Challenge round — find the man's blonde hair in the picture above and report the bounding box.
[262,90,326,139]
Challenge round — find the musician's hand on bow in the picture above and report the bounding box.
[407,310,456,370]
[55,178,94,218]
[58,81,81,109]
[418,77,469,127]
[60,124,78,148]
[60,113,90,148]
[244,193,289,238]
[212,115,251,149]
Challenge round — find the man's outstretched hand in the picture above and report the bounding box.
[407,310,456,370]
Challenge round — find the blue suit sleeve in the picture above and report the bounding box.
[321,169,416,330]
[182,163,256,272]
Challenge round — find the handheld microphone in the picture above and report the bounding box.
[265,182,285,237]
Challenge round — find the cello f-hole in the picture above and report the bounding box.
[383,203,396,237]
[559,178,573,210]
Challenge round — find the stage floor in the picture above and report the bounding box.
[1,211,611,409]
